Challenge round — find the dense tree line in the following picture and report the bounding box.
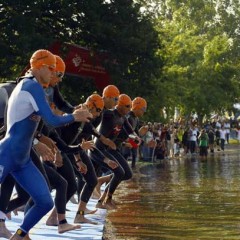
[1,0,240,123]
[142,0,240,122]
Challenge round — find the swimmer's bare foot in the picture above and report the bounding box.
[104,199,117,210]
[9,233,22,240]
[84,208,97,215]
[96,201,113,210]
[58,222,81,234]
[70,195,78,204]
[46,216,58,226]
[0,221,12,239]
[13,209,18,216]
[74,213,98,225]
[46,209,58,226]
[6,212,11,220]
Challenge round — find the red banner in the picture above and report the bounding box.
[49,42,111,91]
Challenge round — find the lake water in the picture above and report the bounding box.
[104,145,240,240]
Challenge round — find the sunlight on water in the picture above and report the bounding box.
[106,148,240,240]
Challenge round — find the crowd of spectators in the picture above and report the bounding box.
[121,118,240,164]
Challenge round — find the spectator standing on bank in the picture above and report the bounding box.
[198,129,209,160]
[215,127,221,151]
[189,124,198,154]
[219,126,227,151]
[208,127,215,154]
[142,123,154,161]
[223,120,231,144]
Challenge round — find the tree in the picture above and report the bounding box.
[147,0,240,123]
[0,0,163,113]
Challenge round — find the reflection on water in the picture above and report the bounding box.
[106,147,240,240]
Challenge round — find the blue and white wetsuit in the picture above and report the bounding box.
[0,77,74,233]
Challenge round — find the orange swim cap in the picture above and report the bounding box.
[30,49,56,69]
[117,94,132,107]
[55,55,66,73]
[102,85,120,98]
[132,97,147,111]
[86,94,104,110]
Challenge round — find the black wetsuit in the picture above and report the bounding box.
[0,81,16,129]
[90,108,134,195]
[39,85,79,205]
[59,121,104,203]
[116,111,140,168]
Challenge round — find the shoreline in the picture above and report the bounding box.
[102,143,240,239]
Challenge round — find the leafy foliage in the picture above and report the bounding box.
[1,0,240,123]
[146,0,240,123]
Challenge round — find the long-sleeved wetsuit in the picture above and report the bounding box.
[0,77,74,233]
[90,108,134,195]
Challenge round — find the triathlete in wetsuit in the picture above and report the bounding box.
[59,94,118,224]
[90,94,138,209]
[0,50,92,240]
[0,55,84,238]
[90,84,120,199]
[118,97,147,168]
[28,55,84,231]
[92,84,120,128]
